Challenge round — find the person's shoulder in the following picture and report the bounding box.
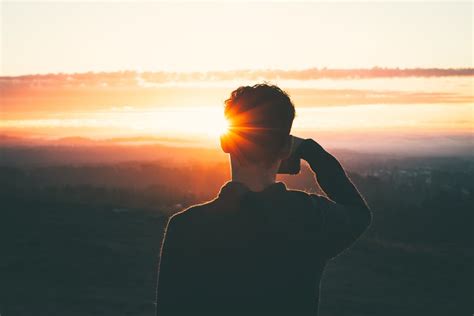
[286,188,312,198]
[168,198,219,226]
[285,188,320,205]
[284,189,339,215]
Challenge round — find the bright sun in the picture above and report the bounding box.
[212,114,230,137]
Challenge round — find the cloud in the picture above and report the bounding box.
[1,68,472,118]
[1,67,473,88]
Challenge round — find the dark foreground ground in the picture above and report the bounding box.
[1,157,473,315]
[1,200,472,316]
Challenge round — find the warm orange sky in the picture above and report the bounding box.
[1,73,472,154]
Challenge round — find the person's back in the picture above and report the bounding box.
[156,84,372,316]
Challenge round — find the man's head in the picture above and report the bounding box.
[221,84,295,166]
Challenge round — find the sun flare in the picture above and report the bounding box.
[213,115,231,137]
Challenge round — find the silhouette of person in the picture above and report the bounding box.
[156,84,372,316]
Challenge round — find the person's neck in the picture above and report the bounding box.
[230,157,278,192]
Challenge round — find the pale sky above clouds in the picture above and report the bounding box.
[2,1,472,75]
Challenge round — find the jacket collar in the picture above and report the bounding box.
[218,181,287,201]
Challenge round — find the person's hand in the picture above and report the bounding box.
[289,135,305,157]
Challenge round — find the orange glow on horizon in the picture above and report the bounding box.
[1,76,472,154]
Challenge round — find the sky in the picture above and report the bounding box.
[2,1,472,75]
[1,1,473,155]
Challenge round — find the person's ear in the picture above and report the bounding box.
[220,134,230,153]
[278,135,292,159]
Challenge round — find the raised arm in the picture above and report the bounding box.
[293,137,372,258]
[297,138,369,209]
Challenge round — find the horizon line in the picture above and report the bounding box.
[2,67,473,80]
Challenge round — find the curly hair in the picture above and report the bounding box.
[223,83,296,164]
